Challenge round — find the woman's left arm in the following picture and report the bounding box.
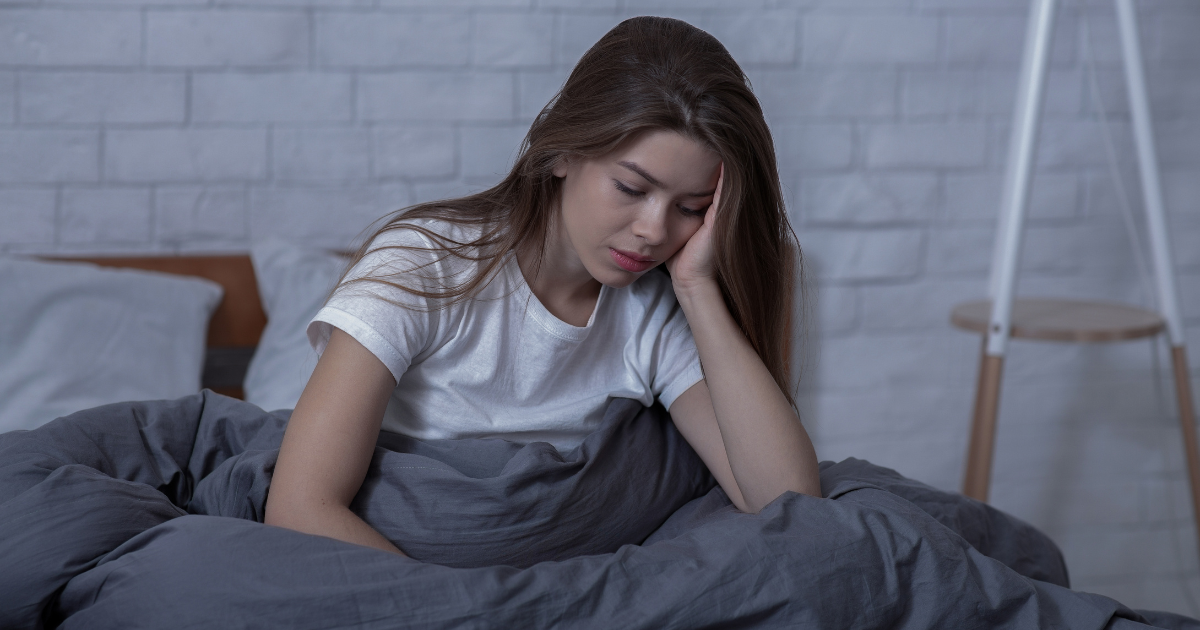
[667,166,821,513]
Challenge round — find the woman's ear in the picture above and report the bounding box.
[552,156,569,179]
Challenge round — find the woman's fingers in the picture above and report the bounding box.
[713,163,724,210]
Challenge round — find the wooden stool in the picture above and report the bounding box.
[951,299,1199,514]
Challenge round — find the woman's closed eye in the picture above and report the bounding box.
[614,180,707,217]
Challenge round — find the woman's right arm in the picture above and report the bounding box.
[263,327,408,557]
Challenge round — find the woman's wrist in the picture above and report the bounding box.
[672,276,722,313]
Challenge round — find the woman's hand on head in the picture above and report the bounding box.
[665,163,723,295]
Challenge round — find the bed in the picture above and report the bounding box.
[0,250,1197,629]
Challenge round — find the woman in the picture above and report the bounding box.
[264,15,820,558]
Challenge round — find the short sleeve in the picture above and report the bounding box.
[307,222,458,383]
[652,303,705,411]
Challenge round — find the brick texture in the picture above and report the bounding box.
[1,1,1198,616]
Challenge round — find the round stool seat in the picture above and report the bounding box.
[950,298,1165,342]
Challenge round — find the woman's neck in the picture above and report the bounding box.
[516,226,602,328]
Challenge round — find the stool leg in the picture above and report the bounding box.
[964,339,1005,502]
[1169,346,1200,556]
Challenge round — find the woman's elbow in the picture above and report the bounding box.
[263,487,331,530]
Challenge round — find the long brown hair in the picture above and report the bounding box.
[340,16,803,403]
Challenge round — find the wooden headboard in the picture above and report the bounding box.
[49,255,266,399]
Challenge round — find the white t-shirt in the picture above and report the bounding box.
[307,218,705,451]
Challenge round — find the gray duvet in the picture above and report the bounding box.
[0,390,1194,629]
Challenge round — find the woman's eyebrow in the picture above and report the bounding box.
[618,160,715,198]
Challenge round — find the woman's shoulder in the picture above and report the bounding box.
[368,214,485,250]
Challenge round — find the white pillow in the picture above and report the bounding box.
[244,239,347,411]
[0,256,224,433]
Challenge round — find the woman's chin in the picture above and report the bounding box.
[593,265,653,289]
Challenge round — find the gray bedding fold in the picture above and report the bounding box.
[0,390,1193,629]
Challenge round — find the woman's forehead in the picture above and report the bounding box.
[601,130,720,190]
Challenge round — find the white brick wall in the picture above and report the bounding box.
[1,0,1198,615]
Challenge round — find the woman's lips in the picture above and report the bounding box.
[609,248,655,273]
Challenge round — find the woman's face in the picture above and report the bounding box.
[552,129,721,288]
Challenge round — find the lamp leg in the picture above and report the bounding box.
[964,339,1005,502]
[1169,346,1200,558]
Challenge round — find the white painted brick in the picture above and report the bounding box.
[1144,478,1196,527]
[0,72,13,123]
[816,433,968,492]
[943,172,1079,223]
[557,15,619,68]
[105,129,268,182]
[380,0,528,6]
[1036,119,1134,169]
[774,123,853,171]
[147,10,309,68]
[1079,67,1129,118]
[1167,223,1200,270]
[192,72,352,123]
[624,0,767,8]
[359,72,513,122]
[0,130,97,184]
[777,0,906,6]
[914,0,1021,8]
[990,479,1145,530]
[1155,120,1200,167]
[316,13,469,68]
[924,226,990,277]
[755,69,898,119]
[865,122,988,169]
[704,10,797,66]
[798,228,923,281]
[273,128,370,183]
[924,224,1083,277]
[860,278,982,332]
[990,422,1180,486]
[411,181,490,205]
[0,10,140,66]
[1179,271,1200,321]
[60,187,152,244]
[539,0,618,7]
[249,185,412,247]
[473,13,553,68]
[373,126,456,179]
[219,0,370,6]
[806,387,973,442]
[944,14,1076,68]
[1067,219,1153,277]
[1081,171,1141,229]
[0,188,55,245]
[1142,69,1200,121]
[461,125,528,179]
[1074,9,1124,67]
[155,186,248,244]
[798,173,937,224]
[1161,170,1200,227]
[51,0,205,4]
[517,70,569,120]
[20,72,186,124]
[989,369,1179,432]
[803,15,938,66]
[810,284,858,337]
[1073,574,1200,620]
[903,70,1082,118]
[1150,11,1200,65]
[1058,525,1197,580]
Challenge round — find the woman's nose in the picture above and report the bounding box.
[631,201,669,246]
